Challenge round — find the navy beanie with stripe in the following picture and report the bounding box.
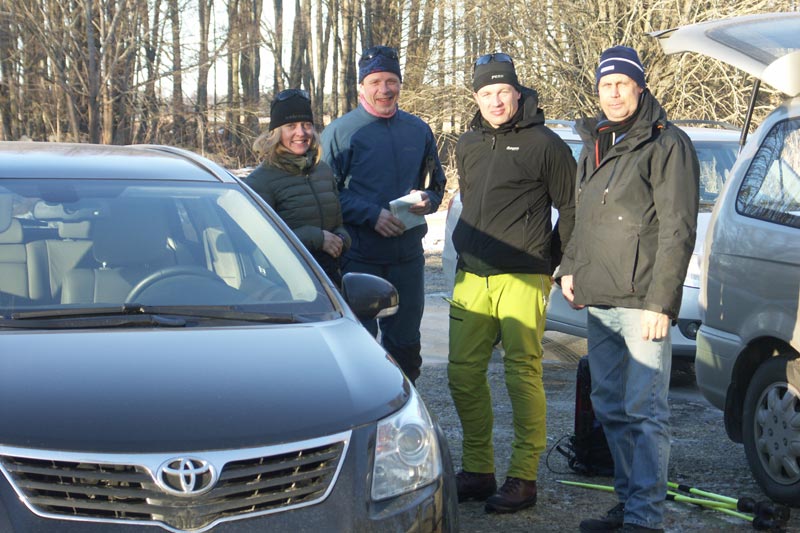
[595,46,646,89]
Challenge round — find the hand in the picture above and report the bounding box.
[641,310,670,341]
[375,208,405,237]
[321,230,344,257]
[560,275,585,310]
[408,190,432,215]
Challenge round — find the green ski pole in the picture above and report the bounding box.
[557,480,780,530]
[669,481,790,522]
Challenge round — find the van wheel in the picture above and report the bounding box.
[742,355,800,506]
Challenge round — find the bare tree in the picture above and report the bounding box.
[239,0,262,137]
[168,0,185,144]
[0,0,794,170]
[196,0,214,149]
[339,0,359,111]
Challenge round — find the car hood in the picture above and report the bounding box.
[653,12,800,97]
[0,320,408,453]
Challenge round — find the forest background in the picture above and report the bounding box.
[0,0,796,174]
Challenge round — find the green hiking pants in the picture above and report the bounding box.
[447,269,551,480]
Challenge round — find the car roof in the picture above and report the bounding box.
[652,12,800,96]
[546,120,581,142]
[546,119,741,144]
[677,125,741,143]
[0,142,236,183]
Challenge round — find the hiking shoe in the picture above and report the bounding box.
[484,477,537,513]
[579,503,625,532]
[455,471,497,502]
[621,525,663,532]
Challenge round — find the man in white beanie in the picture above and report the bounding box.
[559,45,700,533]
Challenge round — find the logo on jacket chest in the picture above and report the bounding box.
[506,146,520,151]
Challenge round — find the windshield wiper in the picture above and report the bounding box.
[7,304,298,324]
[127,304,300,323]
[0,312,186,329]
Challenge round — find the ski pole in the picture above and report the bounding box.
[669,481,790,522]
[558,480,734,508]
[668,481,737,504]
[557,480,782,530]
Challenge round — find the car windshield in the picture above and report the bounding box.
[0,179,338,321]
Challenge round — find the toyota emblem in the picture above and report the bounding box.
[156,457,216,496]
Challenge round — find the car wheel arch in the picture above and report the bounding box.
[724,338,797,442]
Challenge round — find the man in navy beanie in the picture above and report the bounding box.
[321,46,445,385]
[559,45,699,533]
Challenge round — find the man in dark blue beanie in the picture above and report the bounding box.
[560,44,699,533]
[595,45,646,90]
[321,45,446,386]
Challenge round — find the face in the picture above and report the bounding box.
[279,122,314,155]
[359,72,401,114]
[473,83,521,129]
[597,73,643,122]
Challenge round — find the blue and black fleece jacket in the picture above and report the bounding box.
[321,105,446,265]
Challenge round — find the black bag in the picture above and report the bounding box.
[557,356,614,476]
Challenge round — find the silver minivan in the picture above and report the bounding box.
[655,12,800,505]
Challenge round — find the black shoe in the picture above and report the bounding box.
[621,525,663,533]
[455,471,497,502]
[484,477,537,513]
[579,503,625,532]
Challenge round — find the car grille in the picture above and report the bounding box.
[0,432,350,532]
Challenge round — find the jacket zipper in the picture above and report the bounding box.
[630,234,640,293]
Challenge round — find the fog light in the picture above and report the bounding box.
[678,319,700,340]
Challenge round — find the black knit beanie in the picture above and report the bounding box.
[473,60,519,92]
[269,92,313,131]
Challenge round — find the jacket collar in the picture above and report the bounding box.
[576,89,667,149]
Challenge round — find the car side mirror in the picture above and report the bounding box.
[340,272,399,321]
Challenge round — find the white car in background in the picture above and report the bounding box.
[443,120,740,365]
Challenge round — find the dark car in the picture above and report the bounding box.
[0,142,458,532]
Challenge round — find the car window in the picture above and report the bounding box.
[694,140,739,206]
[0,179,336,317]
[736,118,800,228]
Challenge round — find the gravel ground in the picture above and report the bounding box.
[417,250,799,533]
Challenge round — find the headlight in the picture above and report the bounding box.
[371,388,441,500]
[684,252,701,289]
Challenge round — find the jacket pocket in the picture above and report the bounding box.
[578,223,642,300]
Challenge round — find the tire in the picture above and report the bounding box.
[742,355,800,506]
[433,418,459,533]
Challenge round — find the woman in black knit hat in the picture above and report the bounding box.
[245,89,350,287]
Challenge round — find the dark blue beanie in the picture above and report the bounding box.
[596,46,646,89]
[358,53,402,84]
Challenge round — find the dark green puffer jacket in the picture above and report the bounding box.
[245,156,351,253]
